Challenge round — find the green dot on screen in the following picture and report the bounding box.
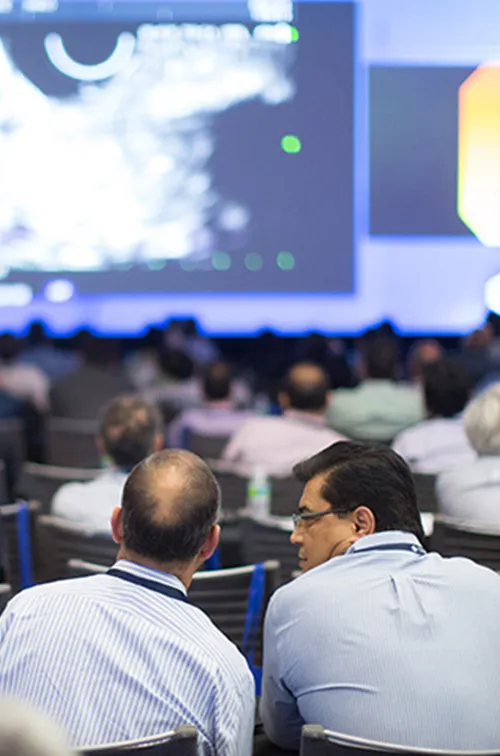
[290,26,300,42]
[245,253,263,272]
[212,252,231,271]
[180,258,197,272]
[147,260,166,271]
[281,135,302,154]
[277,251,295,271]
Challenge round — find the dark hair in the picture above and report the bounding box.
[0,334,21,363]
[363,338,399,380]
[121,449,220,563]
[293,441,424,542]
[283,363,329,412]
[99,395,163,470]
[422,358,471,418]
[203,362,232,401]
[158,348,194,381]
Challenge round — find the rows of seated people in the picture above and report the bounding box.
[0,320,500,754]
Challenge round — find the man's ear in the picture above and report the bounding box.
[199,524,221,563]
[352,506,376,537]
[153,433,164,453]
[278,391,290,410]
[111,507,124,545]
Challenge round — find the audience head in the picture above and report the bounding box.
[464,323,494,350]
[113,449,221,583]
[361,338,400,381]
[98,395,164,471]
[463,383,500,455]
[0,334,21,364]
[291,441,424,572]
[158,347,194,381]
[407,339,443,383]
[422,357,471,419]
[202,361,232,402]
[26,321,49,348]
[279,362,329,415]
[76,331,120,368]
[0,698,72,756]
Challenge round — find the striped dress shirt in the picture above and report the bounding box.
[0,560,255,755]
[260,531,500,751]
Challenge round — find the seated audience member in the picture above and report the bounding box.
[0,334,49,412]
[406,338,444,384]
[327,338,423,442]
[50,333,132,419]
[458,323,500,387]
[393,357,475,472]
[143,347,199,411]
[0,450,254,754]
[52,396,163,533]
[0,698,72,756]
[20,321,79,382]
[437,383,500,532]
[223,363,344,476]
[168,361,254,448]
[260,442,500,750]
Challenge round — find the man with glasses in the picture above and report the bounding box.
[260,441,500,751]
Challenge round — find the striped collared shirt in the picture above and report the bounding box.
[0,560,255,755]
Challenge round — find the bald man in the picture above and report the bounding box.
[0,450,255,755]
[223,362,345,476]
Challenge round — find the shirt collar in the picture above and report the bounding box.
[112,559,187,596]
[345,530,423,555]
[284,409,326,426]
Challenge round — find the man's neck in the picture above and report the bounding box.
[117,548,199,590]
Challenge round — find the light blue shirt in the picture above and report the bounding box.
[0,560,255,754]
[260,531,500,751]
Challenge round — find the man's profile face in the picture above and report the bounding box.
[290,474,357,573]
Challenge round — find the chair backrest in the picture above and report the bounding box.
[186,431,229,460]
[300,726,500,756]
[431,518,500,571]
[37,515,118,582]
[0,461,7,505]
[0,582,12,614]
[240,513,297,584]
[0,417,25,464]
[16,462,102,514]
[412,473,438,514]
[270,475,303,516]
[209,462,248,518]
[80,726,198,756]
[46,417,100,468]
[0,501,39,592]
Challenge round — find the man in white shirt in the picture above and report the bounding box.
[0,449,255,754]
[437,383,500,533]
[168,361,254,448]
[223,363,344,476]
[393,357,475,473]
[260,442,500,751]
[52,395,164,533]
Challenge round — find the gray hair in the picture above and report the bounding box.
[0,699,72,756]
[463,383,500,455]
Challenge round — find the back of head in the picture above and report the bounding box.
[422,357,471,418]
[0,698,72,756]
[464,383,500,455]
[78,332,117,368]
[294,441,424,542]
[158,347,194,381]
[363,338,399,380]
[407,339,444,382]
[282,362,329,412]
[26,321,49,348]
[202,361,232,401]
[99,395,163,470]
[121,449,220,564]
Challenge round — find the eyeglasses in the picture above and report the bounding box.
[292,508,334,529]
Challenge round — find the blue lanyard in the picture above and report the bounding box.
[352,543,426,557]
[107,568,189,603]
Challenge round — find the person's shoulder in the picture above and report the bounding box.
[4,575,104,617]
[52,479,88,510]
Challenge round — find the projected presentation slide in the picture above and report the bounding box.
[0,0,355,294]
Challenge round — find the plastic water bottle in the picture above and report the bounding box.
[247,466,271,518]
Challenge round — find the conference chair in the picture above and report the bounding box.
[16,462,102,514]
[185,431,229,460]
[0,461,8,505]
[209,461,248,517]
[413,473,438,514]
[300,726,500,756]
[46,417,100,468]
[80,726,198,756]
[270,475,303,516]
[240,513,298,584]
[0,583,12,614]
[0,417,25,464]
[431,517,500,571]
[0,501,40,593]
[37,515,118,582]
